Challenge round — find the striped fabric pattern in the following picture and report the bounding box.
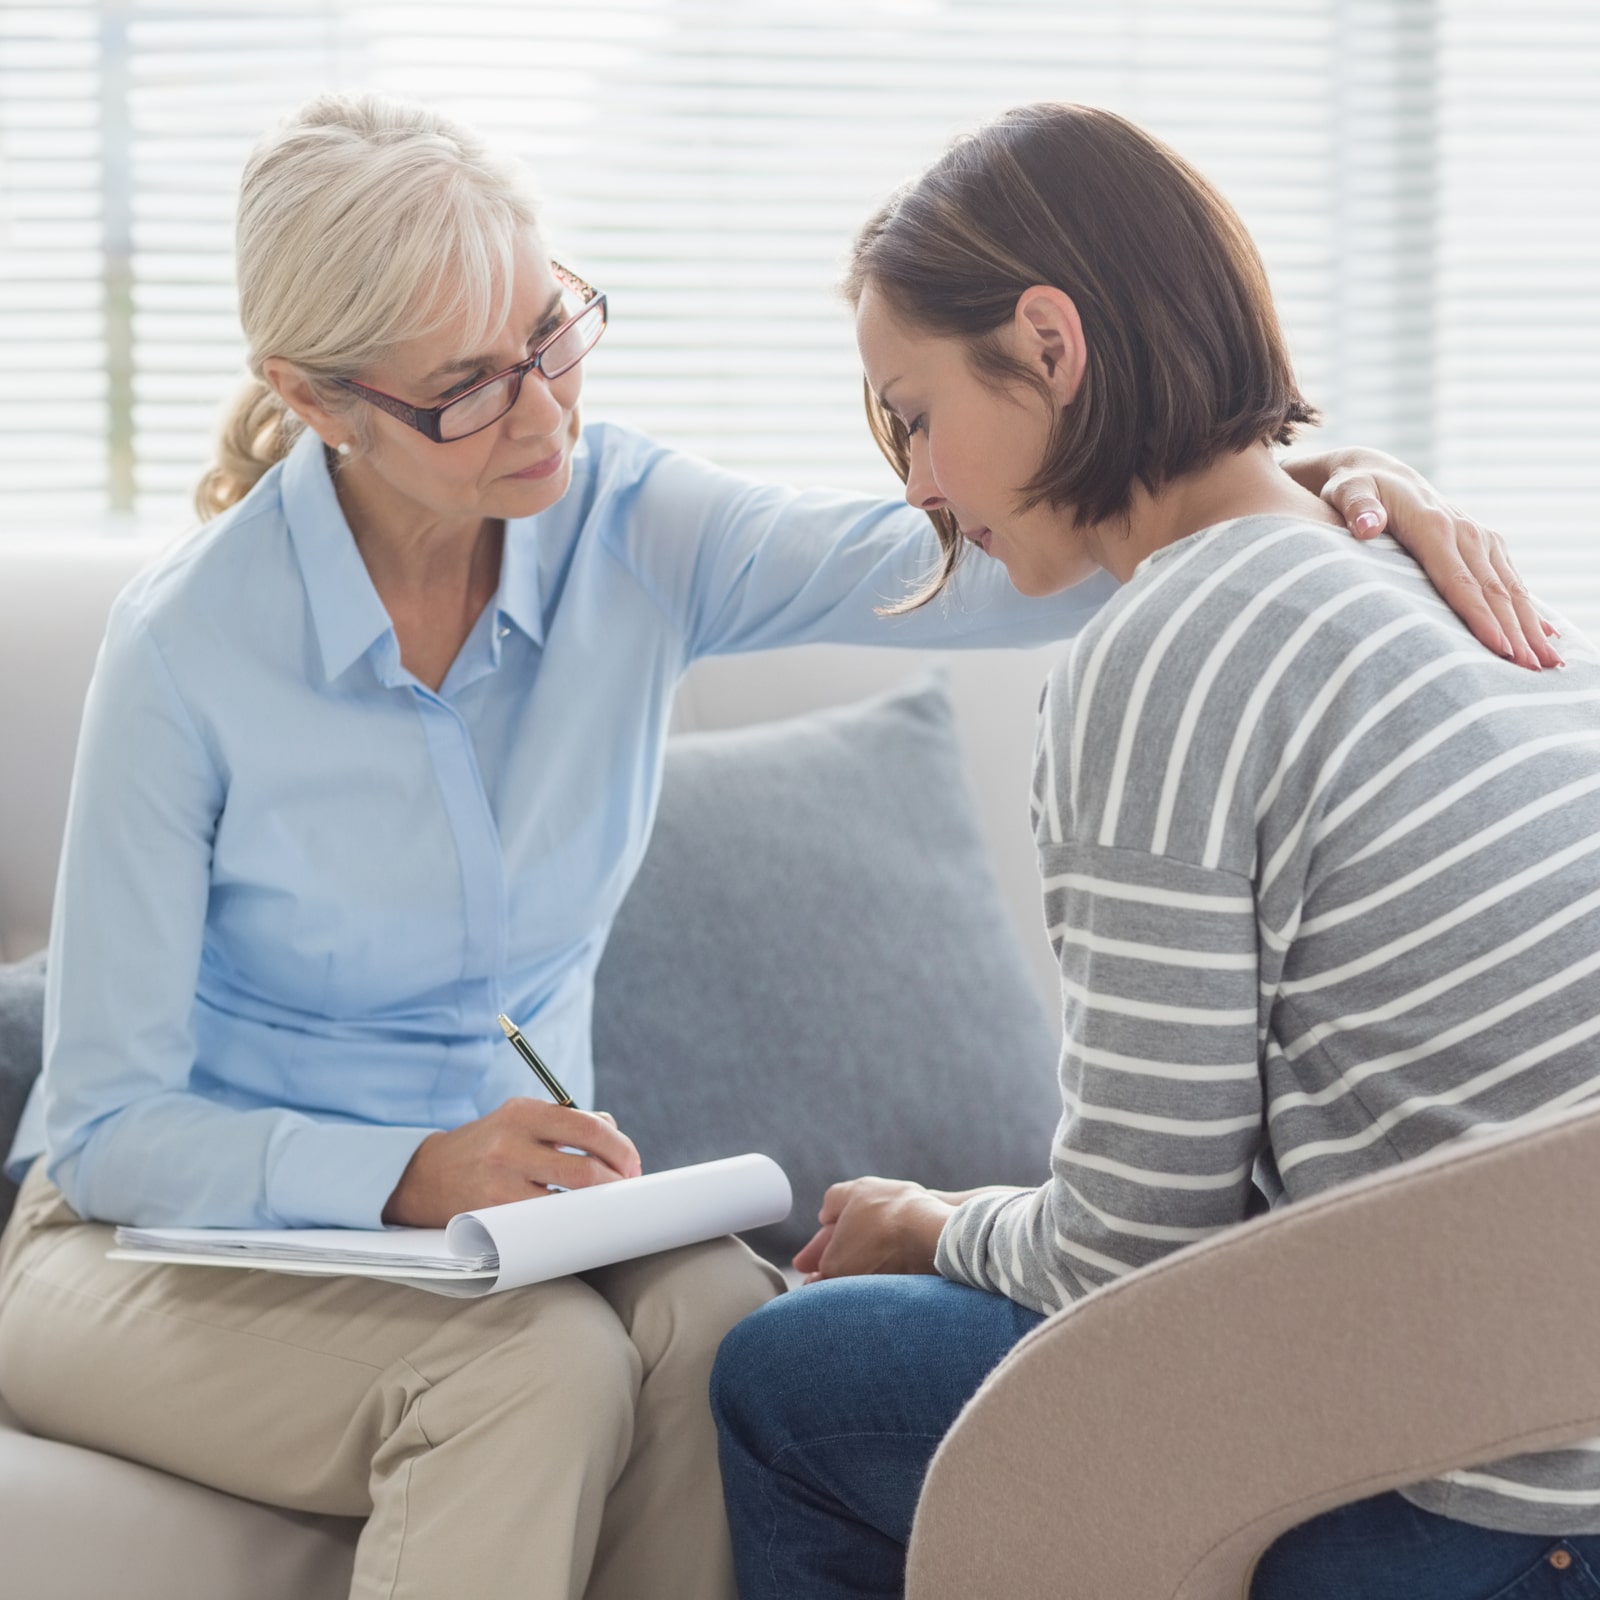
[935,515,1600,1534]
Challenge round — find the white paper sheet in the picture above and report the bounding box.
[448,1154,793,1291]
[110,1153,792,1298]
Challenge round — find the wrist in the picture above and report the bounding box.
[1278,445,1358,494]
[929,1183,1025,1207]
[908,1192,956,1273]
[382,1130,442,1226]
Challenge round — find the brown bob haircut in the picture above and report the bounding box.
[846,103,1318,609]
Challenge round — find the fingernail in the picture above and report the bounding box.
[1354,511,1382,535]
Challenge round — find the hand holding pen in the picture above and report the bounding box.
[380,1019,642,1227]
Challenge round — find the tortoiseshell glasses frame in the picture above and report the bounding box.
[335,261,607,444]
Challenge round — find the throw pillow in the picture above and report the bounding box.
[0,950,46,1233]
[592,674,1062,1265]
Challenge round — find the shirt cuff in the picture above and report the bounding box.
[265,1118,434,1229]
[934,1189,1016,1290]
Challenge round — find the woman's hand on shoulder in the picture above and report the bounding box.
[1281,444,1561,671]
[382,1100,643,1227]
[791,1176,954,1284]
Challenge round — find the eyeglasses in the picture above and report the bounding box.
[336,261,607,443]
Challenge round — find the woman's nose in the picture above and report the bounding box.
[508,366,564,435]
[904,447,944,513]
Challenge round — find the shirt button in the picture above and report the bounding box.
[1551,1549,1574,1570]
[498,626,510,639]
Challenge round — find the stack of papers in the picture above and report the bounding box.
[110,1153,792,1298]
[113,1225,498,1279]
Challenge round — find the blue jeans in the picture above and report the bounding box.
[711,1275,1600,1600]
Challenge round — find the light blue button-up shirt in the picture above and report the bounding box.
[6,422,1111,1229]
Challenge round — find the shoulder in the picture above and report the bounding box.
[104,467,296,690]
[568,418,855,587]
[545,420,733,553]
[1039,515,1444,862]
[567,418,666,489]
[1053,514,1430,726]
[567,419,732,515]
[1082,514,1374,660]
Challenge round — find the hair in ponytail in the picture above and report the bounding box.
[195,93,541,519]
[194,377,300,520]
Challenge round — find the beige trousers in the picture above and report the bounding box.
[0,1162,784,1600]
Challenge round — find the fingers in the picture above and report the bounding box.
[501,1099,643,1179]
[1486,531,1563,668]
[536,1146,634,1191]
[817,1180,858,1225]
[1340,469,1556,671]
[546,1104,642,1176]
[1438,519,1546,670]
[1459,519,1535,667]
[1321,469,1387,538]
[1387,500,1525,666]
[792,1224,832,1276]
[393,1103,644,1221]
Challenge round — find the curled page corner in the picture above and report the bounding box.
[446,1152,792,1292]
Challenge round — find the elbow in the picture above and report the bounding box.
[41,1142,96,1224]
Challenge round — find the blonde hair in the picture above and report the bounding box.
[195,94,541,519]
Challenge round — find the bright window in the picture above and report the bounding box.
[2,2,1596,630]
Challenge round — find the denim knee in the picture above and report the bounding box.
[712,1284,821,1452]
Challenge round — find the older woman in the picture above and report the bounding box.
[0,94,1550,1600]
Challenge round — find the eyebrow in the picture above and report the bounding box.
[874,378,904,417]
[421,288,566,387]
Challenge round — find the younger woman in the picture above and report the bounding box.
[711,104,1600,1600]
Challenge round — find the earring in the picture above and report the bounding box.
[336,441,352,457]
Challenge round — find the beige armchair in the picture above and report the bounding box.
[908,1099,1600,1600]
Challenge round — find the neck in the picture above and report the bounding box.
[1083,443,1340,584]
[331,454,500,604]
[329,451,504,693]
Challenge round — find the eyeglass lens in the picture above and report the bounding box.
[437,299,606,442]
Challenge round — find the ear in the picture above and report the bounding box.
[1013,286,1087,406]
[259,357,350,450]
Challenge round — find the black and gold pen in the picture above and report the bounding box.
[497,1013,578,1108]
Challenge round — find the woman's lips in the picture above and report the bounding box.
[965,527,992,554]
[509,447,565,481]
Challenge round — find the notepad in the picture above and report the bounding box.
[108,1153,792,1298]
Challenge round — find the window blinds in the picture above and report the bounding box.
[0,2,1594,631]
[0,0,106,520]
[1434,4,1600,626]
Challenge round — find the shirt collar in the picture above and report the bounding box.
[282,429,400,685]
[497,514,547,649]
[281,429,548,685]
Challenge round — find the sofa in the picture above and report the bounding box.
[11,538,1600,1600]
[0,534,1067,1599]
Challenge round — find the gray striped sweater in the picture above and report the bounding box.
[935,514,1600,1534]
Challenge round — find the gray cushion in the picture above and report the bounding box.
[593,674,1061,1264]
[0,950,46,1232]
